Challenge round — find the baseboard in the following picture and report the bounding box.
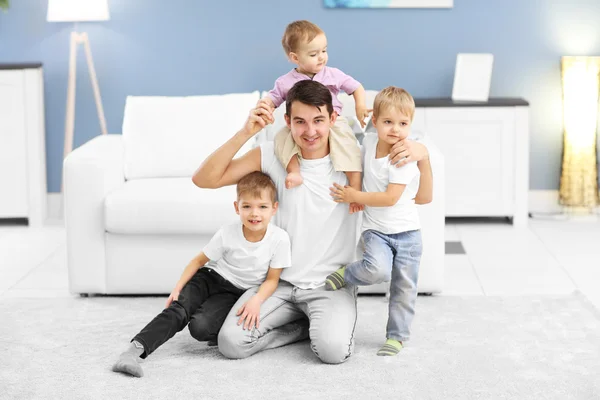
[528,190,563,214]
[528,190,600,215]
[47,193,63,220]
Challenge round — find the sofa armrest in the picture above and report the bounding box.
[416,135,445,293]
[63,134,125,294]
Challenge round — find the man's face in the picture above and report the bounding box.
[284,101,336,159]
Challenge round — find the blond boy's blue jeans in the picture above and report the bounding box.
[345,229,422,342]
[218,281,358,364]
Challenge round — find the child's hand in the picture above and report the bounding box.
[236,295,263,330]
[355,106,372,128]
[330,182,357,204]
[165,288,180,308]
[258,97,276,112]
[349,202,365,214]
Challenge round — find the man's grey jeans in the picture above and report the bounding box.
[218,281,358,364]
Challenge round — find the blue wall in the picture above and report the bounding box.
[1,0,600,192]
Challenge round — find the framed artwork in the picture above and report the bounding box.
[324,0,453,8]
[451,53,494,102]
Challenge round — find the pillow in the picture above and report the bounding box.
[122,92,260,180]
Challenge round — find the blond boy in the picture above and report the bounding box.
[327,87,428,356]
[112,172,291,377]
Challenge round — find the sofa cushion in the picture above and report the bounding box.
[122,92,260,180]
[104,178,239,234]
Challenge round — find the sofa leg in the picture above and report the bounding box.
[80,293,89,298]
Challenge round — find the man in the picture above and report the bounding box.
[192,80,432,364]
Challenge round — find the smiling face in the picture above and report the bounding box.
[234,190,278,235]
[289,33,328,76]
[284,100,336,159]
[372,107,412,146]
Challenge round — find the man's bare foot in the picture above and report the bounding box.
[285,172,304,189]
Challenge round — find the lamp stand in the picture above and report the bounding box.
[63,31,108,160]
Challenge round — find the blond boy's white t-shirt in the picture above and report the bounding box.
[260,142,360,289]
[202,222,291,290]
[361,133,421,234]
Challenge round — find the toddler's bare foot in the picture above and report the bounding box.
[285,172,303,189]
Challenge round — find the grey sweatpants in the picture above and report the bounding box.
[218,281,358,364]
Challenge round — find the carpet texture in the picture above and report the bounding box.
[1,293,599,400]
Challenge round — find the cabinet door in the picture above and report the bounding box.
[424,107,515,217]
[0,71,28,217]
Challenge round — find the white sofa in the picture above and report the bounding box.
[64,91,444,295]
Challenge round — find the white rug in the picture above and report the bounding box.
[1,293,599,400]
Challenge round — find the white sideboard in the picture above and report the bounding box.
[410,98,529,228]
[0,64,47,226]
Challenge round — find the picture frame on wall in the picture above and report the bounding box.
[324,0,453,8]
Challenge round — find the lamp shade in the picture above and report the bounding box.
[559,56,600,208]
[47,0,110,22]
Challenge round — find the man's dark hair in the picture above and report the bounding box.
[285,80,334,118]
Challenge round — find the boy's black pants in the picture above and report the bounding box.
[133,268,245,358]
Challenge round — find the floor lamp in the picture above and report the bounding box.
[47,0,110,161]
[560,56,600,212]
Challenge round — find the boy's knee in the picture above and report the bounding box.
[188,316,212,342]
[217,324,252,360]
[362,259,390,284]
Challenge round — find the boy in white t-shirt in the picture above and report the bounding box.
[326,87,424,357]
[112,171,291,377]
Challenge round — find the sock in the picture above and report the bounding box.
[325,267,346,291]
[377,339,403,356]
[112,340,145,377]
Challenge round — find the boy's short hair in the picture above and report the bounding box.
[281,20,324,55]
[236,171,277,203]
[286,80,334,118]
[373,86,416,121]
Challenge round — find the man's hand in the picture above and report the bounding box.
[330,182,358,203]
[241,104,274,138]
[236,295,263,330]
[165,288,181,308]
[355,106,372,128]
[389,140,429,167]
[258,97,276,111]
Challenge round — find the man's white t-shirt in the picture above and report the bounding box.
[260,142,359,289]
[202,222,291,290]
[361,133,421,234]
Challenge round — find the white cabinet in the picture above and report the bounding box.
[413,99,529,228]
[0,64,47,226]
